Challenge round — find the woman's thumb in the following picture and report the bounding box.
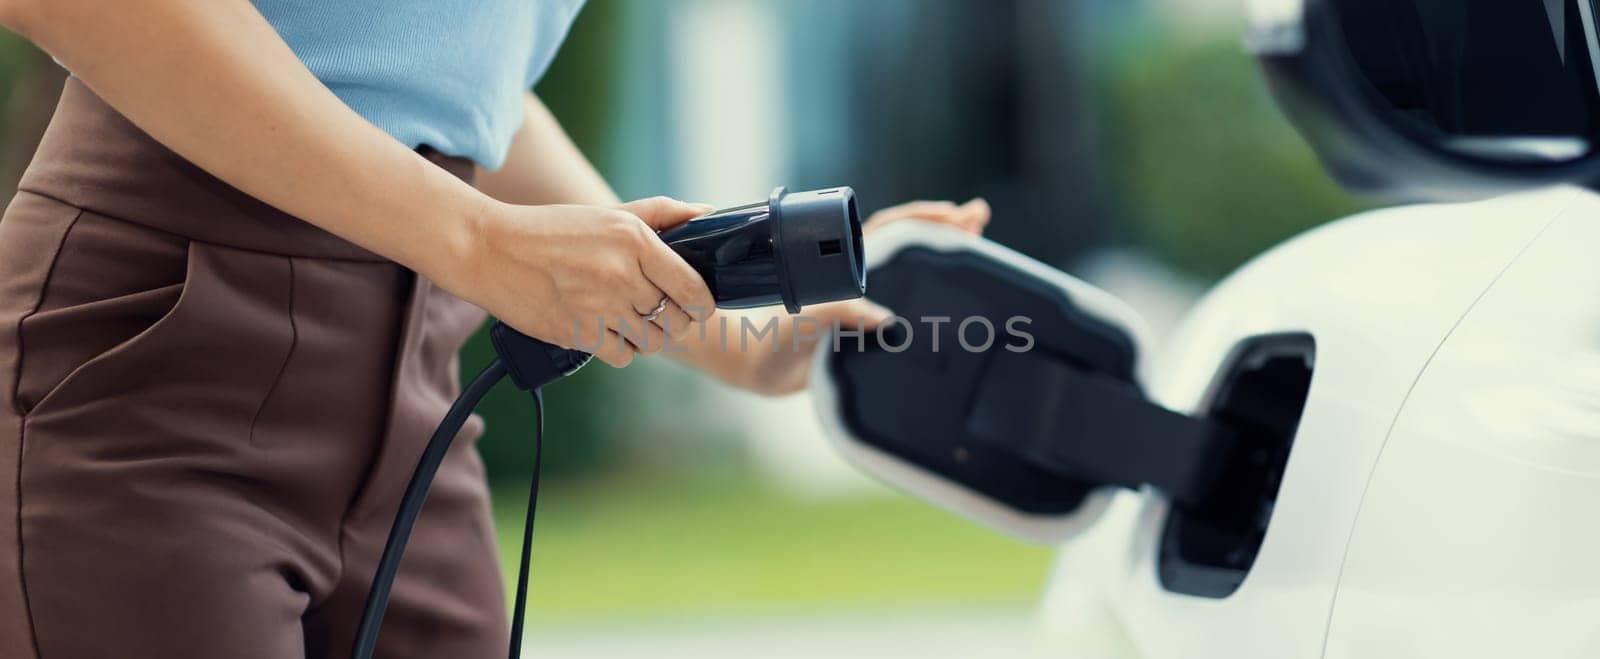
[620,196,715,232]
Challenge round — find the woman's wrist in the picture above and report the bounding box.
[370,151,500,294]
[416,192,491,300]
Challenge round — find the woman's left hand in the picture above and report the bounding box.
[711,197,992,395]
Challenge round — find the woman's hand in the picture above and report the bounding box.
[859,198,991,237]
[680,197,992,395]
[442,196,717,369]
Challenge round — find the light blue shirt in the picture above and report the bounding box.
[253,0,586,169]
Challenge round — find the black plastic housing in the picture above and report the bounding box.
[827,248,1135,515]
[491,322,591,391]
[662,186,865,312]
[819,242,1247,546]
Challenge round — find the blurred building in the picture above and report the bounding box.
[779,0,1111,266]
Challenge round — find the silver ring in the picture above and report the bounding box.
[641,296,670,323]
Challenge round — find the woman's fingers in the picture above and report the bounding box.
[814,298,896,332]
[864,200,957,231]
[565,315,635,367]
[595,198,714,361]
[958,197,991,233]
[636,238,714,320]
[631,290,670,320]
[616,316,671,355]
[593,328,637,368]
[863,197,990,237]
[627,288,695,344]
[614,198,716,320]
[650,300,696,341]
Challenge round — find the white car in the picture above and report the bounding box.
[813,1,1600,656]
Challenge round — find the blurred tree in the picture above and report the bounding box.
[1098,32,1369,280]
[782,0,1111,267]
[0,33,67,211]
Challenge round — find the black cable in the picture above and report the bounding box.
[352,359,510,659]
[506,387,543,659]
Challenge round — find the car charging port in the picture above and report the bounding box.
[1158,333,1315,599]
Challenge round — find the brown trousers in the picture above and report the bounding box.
[0,79,506,658]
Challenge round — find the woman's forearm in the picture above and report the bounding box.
[477,93,620,207]
[2,0,485,282]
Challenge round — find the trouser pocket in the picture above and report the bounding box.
[14,205,190,415]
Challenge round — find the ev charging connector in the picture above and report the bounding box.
[353,186,864,659]
[662,186,865,312]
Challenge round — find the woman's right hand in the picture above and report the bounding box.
[438,196,716,368]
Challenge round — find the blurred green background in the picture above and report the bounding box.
[0,0,1366,645]
[481,2,1362,629]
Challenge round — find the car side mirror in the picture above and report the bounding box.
[1251,0,1600,200]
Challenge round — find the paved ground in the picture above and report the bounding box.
[522,609,1044,659]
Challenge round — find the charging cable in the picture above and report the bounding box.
[353,323,583,659]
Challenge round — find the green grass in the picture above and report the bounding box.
[493,470,1057,627]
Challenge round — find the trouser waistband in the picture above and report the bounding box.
[15,77,474,262]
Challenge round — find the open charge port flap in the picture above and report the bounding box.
[1158,333,1315,599]
[828,245,1243,530]
[830,248,1140,517]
